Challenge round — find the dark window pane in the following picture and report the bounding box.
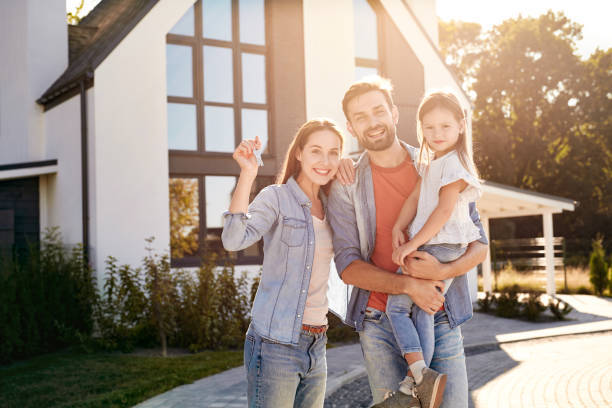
[355,66,378,81]
[239,0,265,45]
[168,103,197,150]
[242,53,266,104]
[203,46,233,103]
[205,176,236,255]
[205,106,235,152]
[241,109,268,153]
[203,0,232,41]
[169,178,199,259]
[169,5,194,36]
[166,44,193,97]
[354,0,378,60]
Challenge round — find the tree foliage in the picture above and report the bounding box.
[439,11,612,244]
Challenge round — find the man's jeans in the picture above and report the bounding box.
[386,244,466,364]
[244,325,327,408]
[359,309,468,407]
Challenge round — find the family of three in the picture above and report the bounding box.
[221,75,489,408]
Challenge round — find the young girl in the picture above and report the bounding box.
[221,119,345,408]
[377,91,482,408]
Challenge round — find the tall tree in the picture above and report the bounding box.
[439,12,612,243]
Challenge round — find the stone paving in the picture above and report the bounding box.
[467,333,612,408]
[134,294,612,408]
[325,332,612,408]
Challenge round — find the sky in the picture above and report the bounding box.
[436,0,612,58]
[67,0,611,58]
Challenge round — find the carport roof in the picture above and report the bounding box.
[479,180,576,219]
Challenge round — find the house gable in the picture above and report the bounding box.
[37,0,160,110]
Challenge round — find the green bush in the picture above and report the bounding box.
[521,291,546,321]
[326,312,358,343]
[549,298,573,320]
[0,228,97,363]
[495,285,521,318]
[589,237,609,295]
[174,253,251,352]
[477,292,496,313]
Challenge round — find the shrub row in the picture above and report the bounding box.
[477,285,573,321]
[0,230,252,363]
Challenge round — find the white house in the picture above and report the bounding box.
[0,0,574,296]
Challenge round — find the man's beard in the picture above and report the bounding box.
[358,123,396,151]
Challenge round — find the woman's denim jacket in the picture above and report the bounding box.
[326,142,489,331]
[222,177,337,345]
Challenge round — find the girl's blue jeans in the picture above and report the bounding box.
[386,244,467,363]
[244,324,327,408]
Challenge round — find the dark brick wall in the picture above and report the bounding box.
[0,177,40,251]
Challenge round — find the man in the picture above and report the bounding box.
[327,76,488,408]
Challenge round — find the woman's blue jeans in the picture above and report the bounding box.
[244,325,327,408]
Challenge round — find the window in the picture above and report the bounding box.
[353,0,381,80]
[169,175,273,266]
[166,0,270,154]
[167,0,271,266]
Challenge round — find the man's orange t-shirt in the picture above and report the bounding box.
[367,154,419,312]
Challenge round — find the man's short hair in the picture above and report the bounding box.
[342,75,395,121]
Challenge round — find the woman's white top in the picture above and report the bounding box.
[408,151,482,245]
[301,215,334,326]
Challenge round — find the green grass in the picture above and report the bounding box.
[0,348,243,408]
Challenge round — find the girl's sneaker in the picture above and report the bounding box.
[415,367,446,408]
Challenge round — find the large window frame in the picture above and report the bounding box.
[167,0,273,267]
[354,0,385,78]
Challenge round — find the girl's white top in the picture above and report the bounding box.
[408,150,482,245]
[301,215,334,326]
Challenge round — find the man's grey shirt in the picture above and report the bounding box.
[326,142,488,331]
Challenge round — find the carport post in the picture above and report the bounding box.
[543,211,556,295]
[482,216,492,293]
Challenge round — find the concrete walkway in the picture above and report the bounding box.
[133,294,612,408]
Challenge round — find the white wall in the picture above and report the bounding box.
[90,0,195,279]
[379,0,471,147]
[303,0,357,154]
[43,94,83,245]
[0,0,67,165]
[404,0,438,46]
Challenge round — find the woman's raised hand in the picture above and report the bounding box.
[233,136,262,176]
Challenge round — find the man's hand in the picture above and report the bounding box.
[404,276,445,314]
[402,250,449,280]
[336,158,356,185]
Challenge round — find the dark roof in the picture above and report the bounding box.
[37,0,159,109]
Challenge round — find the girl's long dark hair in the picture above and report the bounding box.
[276,119,345,188]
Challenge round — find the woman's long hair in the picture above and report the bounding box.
[416,90,479,178]
[276,119,345,188]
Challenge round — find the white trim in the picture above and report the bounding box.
[481,216,492,293]
[481,183,575,212]
[0,165,58,181]
[543,211,556,295]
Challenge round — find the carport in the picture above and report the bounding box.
[476,181,576,296]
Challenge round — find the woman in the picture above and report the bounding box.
[222,119,345,407]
